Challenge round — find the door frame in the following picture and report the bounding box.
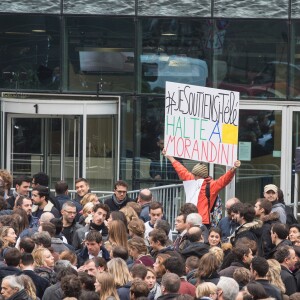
[1,94,121,183]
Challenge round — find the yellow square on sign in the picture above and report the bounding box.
[222,124,238,144]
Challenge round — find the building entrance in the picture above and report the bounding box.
[2,95,120,191]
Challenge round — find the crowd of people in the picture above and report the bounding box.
[0,162,299,300]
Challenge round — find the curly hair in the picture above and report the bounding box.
[61,274,81,298]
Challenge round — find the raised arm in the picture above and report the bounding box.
[162,148,176,163]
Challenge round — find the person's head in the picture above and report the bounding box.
[31,186,49,206]
[154,219,171,237]
[114,180,128,202]
[185,256,200,273]
[95,272,119,300]
[289,224,300,243]
[120,206,139,224]
[107,257,132,287]
[32,172,49,187]
[175,214,187,233]
[108,219,128,248]
[161,273,180,294]
[232,267,251,288]
[156,136,164,150]
[111,245,129,261]
[0,169,13,192]
[82,202,94,218]
[263,184,278,202]
[0,226,17,247]
[31,231,51,248]
[128,236,148,260]
[209,247,224,266]
[186,225,203,243]
[80,193,99,206]
[254,198,272,218]
[128,218,145,238]
[271,223,289,244]
[59,250,77,266]
[137,189,152,205]
[274,245,298,270]
[153,254,170,278]
[232,244,253,266]
[250,256,269,279]
[197,253,220,279]
[61,275,81,299]
[55,261,76,280]
[16,274,37,300]
[195,282,217,300]
[14,176,31,196]
[208,227,221,247]
[179,203,198,216]
[191,163,208,180]
[83,257,107,276]
[19,237,35,254]
[266,259,286,294]
[244,281,268,300]
[186,213,203,228]
[4,248,21,267]
[1,275,24,300]
[15,196,33,216]
[130,264,148,280]
[38,221,56,237]
[32,247,54,268]
[61,201,77,225]
[290,293,300,300]
[77,272,96,291]
[149,202,163,225]
[20,253,35,269]
[75,178,90,197]
[126,202,142,216]
[92,203,110,226]
[163,256,185,277]
[107,211,127,229]
[39,212,55,224]
[145,268,157,290]
[149,229,168,250]
[55,180,68,195]
[216,276,239,300]
[79,291,99,300]
[130,279,149,300]
[231,203,255,224]
[85,230,102,257]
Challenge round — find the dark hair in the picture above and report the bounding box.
[112,246,129,260]
[256,198,272,215]
[185,256,200,271]
[245,281,268,300]
[209,227,222,236]
[161,273,180,293]
[130,279,149,298]
[50,218,63,235]
[55,181,68,194]
[274,245,294,263]
[79,291,99,300]
[4,248,21,266]
[78,272,96,291]
[232,244,251,260]
[240,203,256,222]
[32,185,49,200]
[0,196,7,210]
[149,201,163,212]
[93,203,110,218]
[32,231,51,248]
[14,176,31,187]
[85,230,102,243]
[40,222,56,237]
[179,203,198,215]
[61,274,82,298]
[131,264,148,280]
[114,180,128,190]
[75,178,89,185]
[289,224,300,232]
[110,211,127,227]
[56,265,78,281]
[277,188,285,204]
[19,237,35,253]
[15,196,31,208]
[20,253,34,266]
[271,223,289,240]
[33,172,49,186]
[163,256,184,276]
[251,256,269,277]
[155,219,171,236]
[149,229,168,246]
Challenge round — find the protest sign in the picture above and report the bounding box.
[164,81,239,166]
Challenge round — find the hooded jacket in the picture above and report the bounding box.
[272,202,286,224]
[171,160,235,224]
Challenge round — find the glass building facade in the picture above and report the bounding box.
[0,0,300,205]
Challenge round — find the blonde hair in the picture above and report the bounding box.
[0,226,15,247]
[96,272,120,300]
[0,169,13,190]
[120,206,139,223]
[128,236,148,255]
[209,246,224,266]
[128,217,145,238]
[195,282,217,298]
[107,258,132,287]
[80,193,99,206]
[16,274,37,300]
[108,220,128,249]
[267,259,286,293]
[32,247,51,267]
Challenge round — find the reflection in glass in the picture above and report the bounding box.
[139,19,211,94]
[236,110,281,203]
[0,15,60,91]
[65,17,134,93]
[214,20,289,99]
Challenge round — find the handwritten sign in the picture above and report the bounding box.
[164,82,239,166]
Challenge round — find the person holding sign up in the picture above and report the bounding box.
[162,148,241,227]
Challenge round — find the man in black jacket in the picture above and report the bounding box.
[0,248,22,285]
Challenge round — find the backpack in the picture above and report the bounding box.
[285,205,298,225]
[205,182,223,227]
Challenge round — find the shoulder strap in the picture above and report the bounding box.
[205,182,211,222]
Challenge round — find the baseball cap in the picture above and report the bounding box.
[264,184,278,193]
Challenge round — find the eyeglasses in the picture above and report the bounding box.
[115,190,127,194]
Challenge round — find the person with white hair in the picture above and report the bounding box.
[1,275,31,300]
[216,276,239,300]
[186,213,209,243]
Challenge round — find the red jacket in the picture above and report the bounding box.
[172,160,236,224]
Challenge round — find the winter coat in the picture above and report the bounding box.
[34,266,57,285]
[172,160,235,224]
[7,289,32,300]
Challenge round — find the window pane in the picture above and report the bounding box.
[139,18,211,94]
[64,0,134,15]
[290,21,300,98]
[0,0,60,13]
[236,110,281,203]
[292,0,300,18]
[214,0,288,18]
[65,17,135,93]
[0,15,60,91]
[214,20,288,99]
[138,0,210,17]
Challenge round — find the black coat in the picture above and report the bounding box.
[104,195,135,212]
[280,265,297,296]
[0,266,22,284]
[180,242,209,260]
[7,289,32,300]
[23,269,50,299]
[255,279,282,300]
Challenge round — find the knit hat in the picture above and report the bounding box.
[192,163,208,178]
[264,184,278,193]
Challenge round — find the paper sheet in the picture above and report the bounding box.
[183,179,204,206]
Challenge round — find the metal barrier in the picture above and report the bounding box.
[56,184,186,228]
